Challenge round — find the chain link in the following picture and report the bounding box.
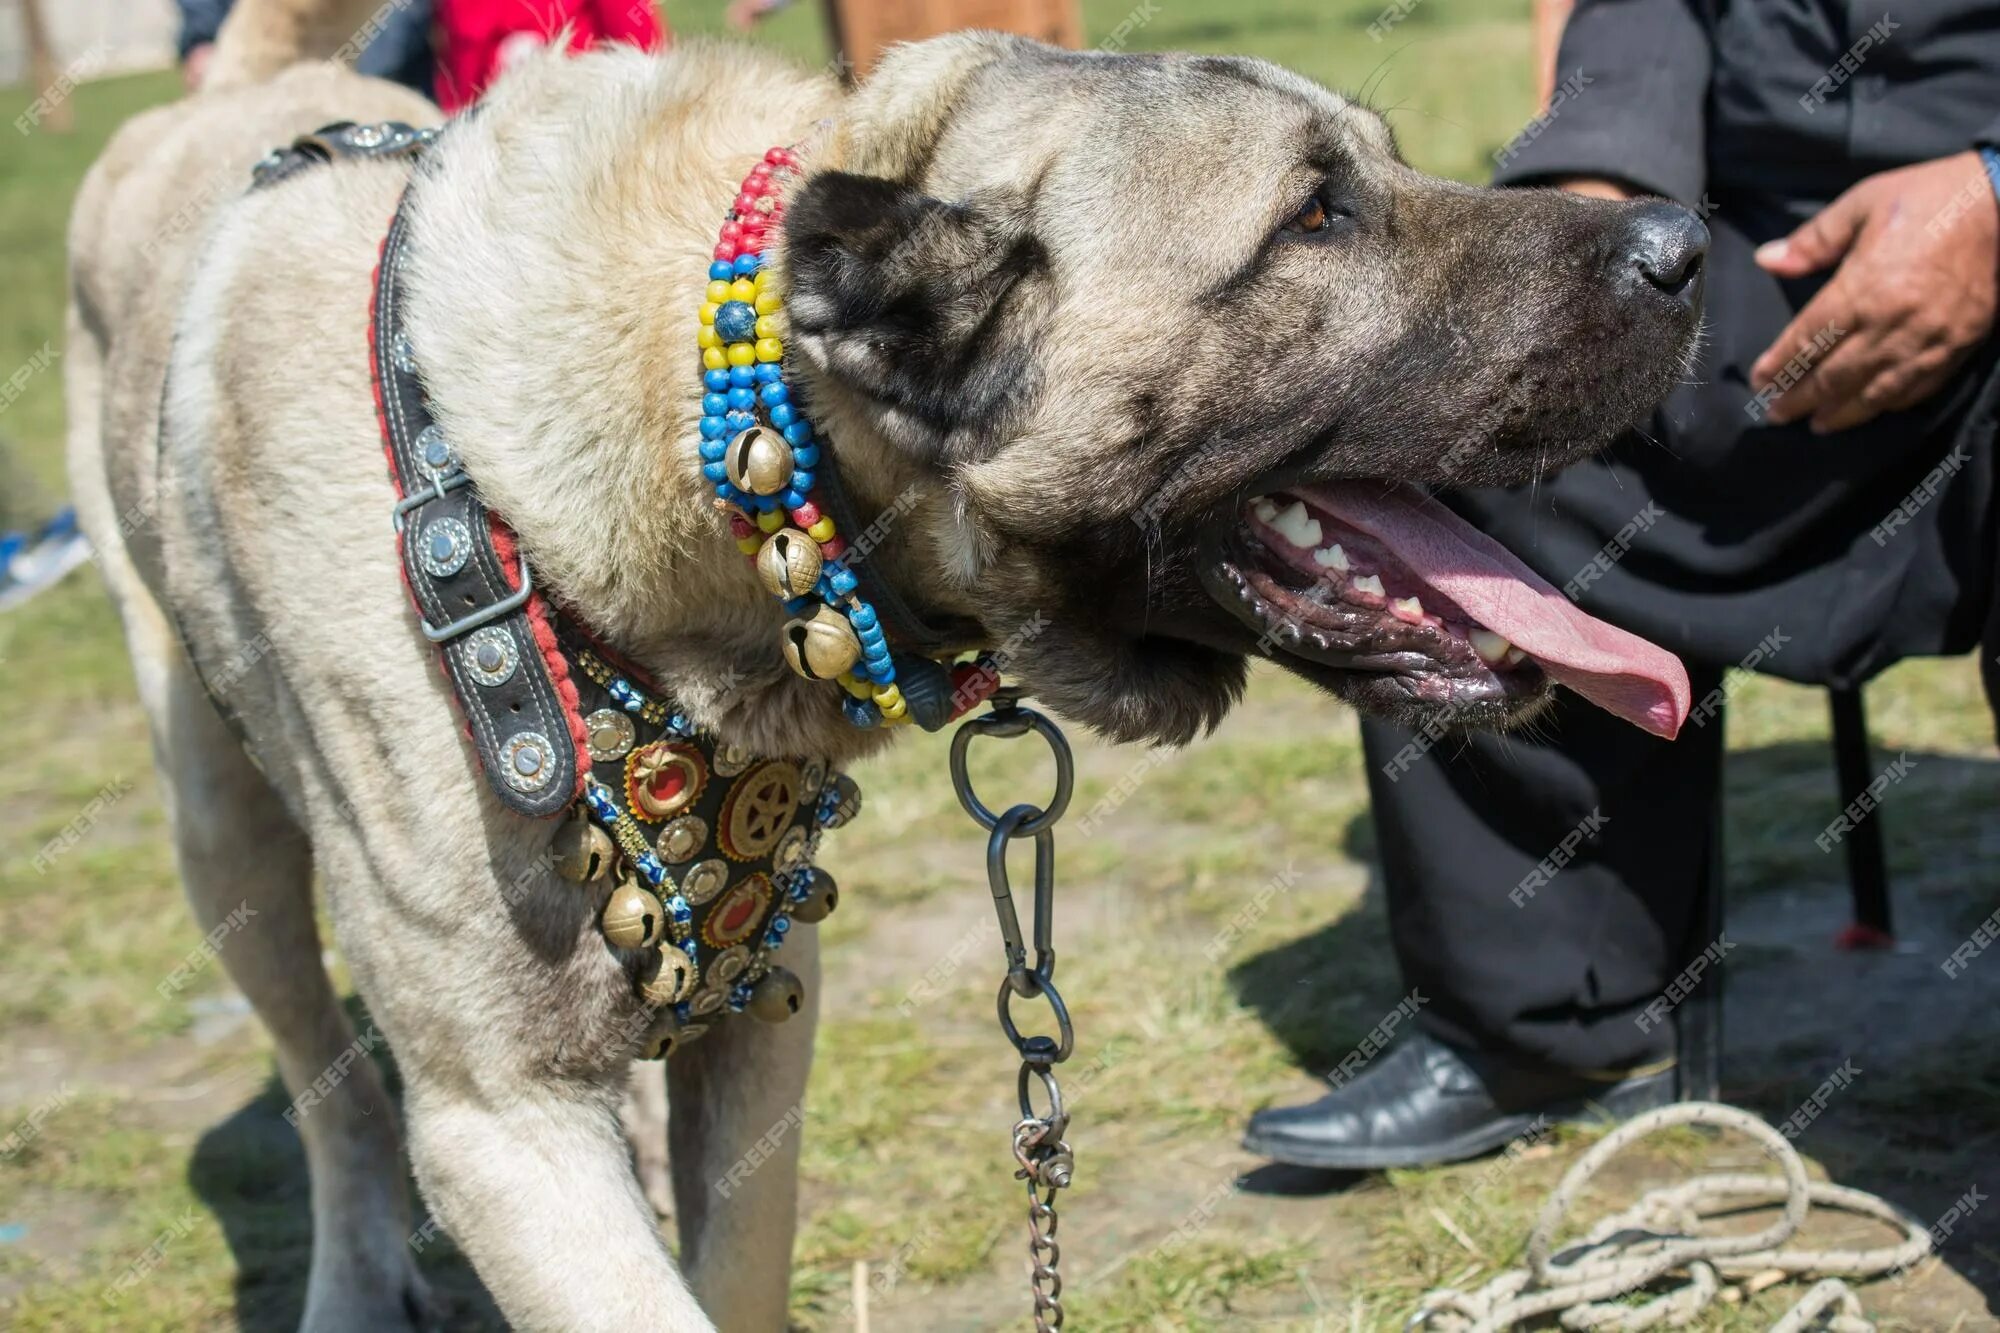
[951,691,1078,1332]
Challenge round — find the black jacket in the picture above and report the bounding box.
[1496,1,2000,216]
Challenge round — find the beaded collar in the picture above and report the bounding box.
[694,147,1006,732]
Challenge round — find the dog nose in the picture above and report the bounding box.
[1620,202,1709,306]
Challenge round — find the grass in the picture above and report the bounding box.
[3,3,1998,1330]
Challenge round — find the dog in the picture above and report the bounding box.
[65,0,1703,1326]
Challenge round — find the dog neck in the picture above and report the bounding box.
[397,44,978,759]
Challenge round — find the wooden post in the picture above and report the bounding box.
[825,0,1084,81]
[19,0,74,133]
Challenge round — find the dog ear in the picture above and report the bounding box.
[781,171,1047,460]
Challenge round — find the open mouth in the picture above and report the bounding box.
[1201,481,1691,737]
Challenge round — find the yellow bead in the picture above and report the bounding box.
[806,516,836,543]
[726,342,756,368]
[871,683,903,707]
[754,338,784,363]
[754,315,783,340]
[756,507,785,533]
[699,302,720,326]
[736,535,762,555]
[754,291,782,316]
[753,269,769,290]
[730,278,757,302]
[882,701,909,721]
[697,326,721,350]
[706,280,732,304]
[702,347,727,371]
[838,673,873,699]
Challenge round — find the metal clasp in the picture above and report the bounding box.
[393,469,537,644]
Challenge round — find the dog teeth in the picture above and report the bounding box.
[1470,629,1512,664]
[1389,596,1425,624]
[1269,501,1323,550]
[1312,543,1350,572]
[1351,574,1385,598]
[1505,646,1528,666]
[1250,496,1278,523]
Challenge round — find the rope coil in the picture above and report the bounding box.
[1408,1102,1933,1332]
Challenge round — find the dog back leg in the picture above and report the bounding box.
[66,308,431,1332]
[669,929,821,1331]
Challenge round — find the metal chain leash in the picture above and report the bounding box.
[950,689,1077,1332]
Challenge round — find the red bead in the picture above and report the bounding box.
[787,501,820,527]
[764,147,792,166]
[713,241,738,261]
[728,514,755,539]
[734,192,760,214]
[819,535,848,560]
[949,663,1000,718]
[720,221,743,240]
[751,162,773,177]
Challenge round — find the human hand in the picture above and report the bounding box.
[183,42,214,93]
[1550,176,1635,203]
[1751,152,1999,433]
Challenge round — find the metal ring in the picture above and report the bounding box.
[949,705,1074,836]
[1003,978,1074,1067]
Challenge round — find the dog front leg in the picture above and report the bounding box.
[404,1077,716,1331]
[669,928,821,1332]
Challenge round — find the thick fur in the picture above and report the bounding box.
[67,10,1700,1329]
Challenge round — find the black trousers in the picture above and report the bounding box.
[1360,208,2000,1074]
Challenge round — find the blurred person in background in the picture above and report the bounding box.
[432,0,669,112]
[178,0,437,95]
[1247,0,2000,1170]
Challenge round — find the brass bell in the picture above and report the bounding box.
[602,881,666,949]
[640,1011,707,1060]
[789,867,838,923]
[821,772,862,829]
[552,810,615,883]
[747,965,806,1023]
[757,528,824,599]
[639,947,696,1006]
[724,425,794,497]
[780,603,862,681]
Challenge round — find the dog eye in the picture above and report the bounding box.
[1287,192,1329,234]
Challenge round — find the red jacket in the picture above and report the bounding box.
[434,0,669,112]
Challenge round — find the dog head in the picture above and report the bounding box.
[782,35,1704,745]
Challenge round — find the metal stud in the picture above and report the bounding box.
[602,880,666,949]
[709,944,751,986]
[723,425,794,497]
[773,825,810,874]
[780,603,862,681]
[584,708,637,763]
[416,424,457,479]
[747,966,806,1023]
[639,947,696,1006]
[349,123,387,149]
[659,816,708,863]
[681,858,729,905]
[463,625,519,687]
[499,731,556,794]
[552,810,615,883]
[420,516,472,577]
[789,867,838,923]
[757,528,824,599]
[391,332,419,375]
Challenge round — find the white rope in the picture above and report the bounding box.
[1406,1102,1933,1332]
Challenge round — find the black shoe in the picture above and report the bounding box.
[1242,1032,1676,1170]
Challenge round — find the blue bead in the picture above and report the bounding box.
[762,929,785,950]
[759,382,789,406]
[668,713,693,736]
[729,364,756,388]
[754,363,783,383]
[782,596,810,616]
[850,604,878,631]
[792,445,820,468]
[724,410,756,431]
[709,261,735,281]
[858,626,885,650]
[636,853,665,885]
[702,392,729,416]
[829,567,858,595]
[702,462,728,482]
[727,386,757,411]
[782,421,814,447]
[734,253,762,276]
[714,301,758,343]
[666,895,692,923]
[674,1001,692,1023]
[715,482,737,499]
[768,402,796,428]
[699,440,726,461]
[771,915,791,935]
[863,649,892,671]
[704,369,731,392]
[699,415,727,440]
[789,470,815,493]
[753,493,778,511]
[842,696,881,728]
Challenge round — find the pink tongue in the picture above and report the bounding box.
[1297,482,1691,738]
